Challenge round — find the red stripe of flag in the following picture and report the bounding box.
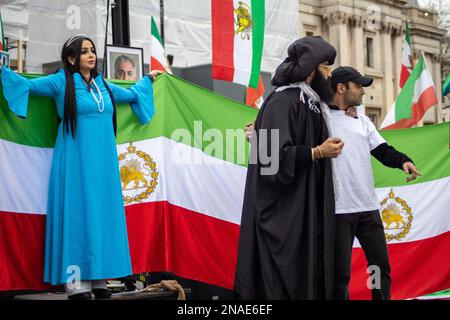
[0,203,240,292]
[126,201,240,289]
[211,0,235,82]
[2,204,449,299]
[245,75,265,108]
[150,57,167,73]
[399,65,411,89]
[349,231,450,300]
[0,212,51,291]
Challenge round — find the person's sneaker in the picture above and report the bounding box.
[92,288,112,300]
[68,292,92,300]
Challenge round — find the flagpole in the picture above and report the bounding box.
[17,30,23,73]
[160,0,164,45]
[103,0,111,77]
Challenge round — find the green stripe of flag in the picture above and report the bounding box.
[0,73,58,147]
[151,16,163,46]
[405,21,411,46]
[117,75,256,166]
[248,0,265,88]
[373,122,450,187]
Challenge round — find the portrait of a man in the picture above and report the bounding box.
[106,45,143,81]
[114,55,136,81]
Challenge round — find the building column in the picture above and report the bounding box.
[351,15,365,71]
[324,12,350,67]
[433,54,443,123]
[380,22,395,112]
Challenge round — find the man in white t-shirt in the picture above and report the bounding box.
[329,66,421,300]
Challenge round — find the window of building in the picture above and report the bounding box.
[366,107,380,127]
[367,113,378,126]
[366,37,374,68]
[306,31,314,37]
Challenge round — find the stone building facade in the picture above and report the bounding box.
[299,0,448,127]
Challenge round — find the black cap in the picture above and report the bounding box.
[331,66,373,88]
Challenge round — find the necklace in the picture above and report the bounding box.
[86,79,105,112]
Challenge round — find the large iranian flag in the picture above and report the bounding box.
[212,0,265,88]
[381,54,438,130]
[399,21,413,89]
[1,74,449,299]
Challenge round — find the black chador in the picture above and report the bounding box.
[234,36,337,300]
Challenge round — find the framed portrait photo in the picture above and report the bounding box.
[106,45,144,81]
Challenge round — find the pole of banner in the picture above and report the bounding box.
[160,0,164,45]
[17,30,23,73]
[103,0,111,77]
[112,0,130,45]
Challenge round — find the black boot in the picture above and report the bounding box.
[68,292,92,300]
[93,288,112,300]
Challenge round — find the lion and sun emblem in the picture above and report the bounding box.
[118,143,159,205]
[380,189,413,242]
[234,1,253,40]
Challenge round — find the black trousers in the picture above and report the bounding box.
[334,210,391,300]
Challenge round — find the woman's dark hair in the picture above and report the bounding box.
[61,35,117,138]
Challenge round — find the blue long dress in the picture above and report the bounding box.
[1,66,155,285]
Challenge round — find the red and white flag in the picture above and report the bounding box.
[150,16,172,74]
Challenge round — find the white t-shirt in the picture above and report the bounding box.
[329,110,386,214]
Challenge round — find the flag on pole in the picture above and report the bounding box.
[0,11,6,52]
[245,74,264,108]
[399,21,413,89]
[443,73,450,97]
[381,54,437,130]
[150,16,172,74]
[212,0,265,88]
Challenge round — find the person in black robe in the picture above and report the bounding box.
[234,36,344,300]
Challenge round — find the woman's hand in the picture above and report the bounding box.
[149,69,164,80]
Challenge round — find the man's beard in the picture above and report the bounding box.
[310,70,334,103]
[344,96,363,108]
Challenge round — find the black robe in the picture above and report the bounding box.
[234,87,335,300]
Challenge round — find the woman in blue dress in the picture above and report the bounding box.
[0,34,160,299]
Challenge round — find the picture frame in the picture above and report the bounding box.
[105,45,144,81]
